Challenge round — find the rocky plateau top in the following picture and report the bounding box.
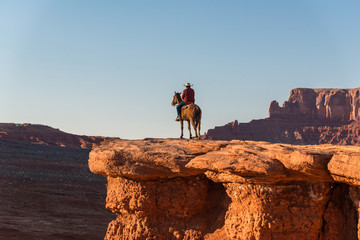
[89,139,360,240]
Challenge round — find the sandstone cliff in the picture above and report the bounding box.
[206,88,360,145]
[89,139,360,240]
[269,88,360,121]
[0,123,109,149]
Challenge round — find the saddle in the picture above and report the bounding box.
[181,103,193,110]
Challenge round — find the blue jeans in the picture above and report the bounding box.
[176,101,185,116]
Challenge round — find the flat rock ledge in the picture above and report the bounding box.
[89,139,360,240]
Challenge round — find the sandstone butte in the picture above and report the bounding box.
[205,87,360,145]
[89,138,360,240]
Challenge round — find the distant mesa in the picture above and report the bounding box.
[205,87,360,145]
[0,123,111,149]
[268,88,360,121]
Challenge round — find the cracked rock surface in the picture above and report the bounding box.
[89,139,360,240]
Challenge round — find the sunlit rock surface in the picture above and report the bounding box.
[89,139,360,240]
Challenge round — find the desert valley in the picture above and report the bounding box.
[0,124,114,239]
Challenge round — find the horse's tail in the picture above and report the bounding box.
[195,105,202,135]
[197,106,202,124]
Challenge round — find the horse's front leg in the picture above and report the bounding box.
[180,120,184,139]
[187,120,192,139]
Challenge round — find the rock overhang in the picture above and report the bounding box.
[89,139,360,240]
[89,139,360,186]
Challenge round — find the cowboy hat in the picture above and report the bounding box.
[184,83,193,87]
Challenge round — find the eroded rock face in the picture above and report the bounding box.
[350,187,360,240]
[104,176,228,240]
[268,88,360,121]
[320,183,358,240]
[206,88,360,145]
[89,139,360,240]
[224,183,331,240]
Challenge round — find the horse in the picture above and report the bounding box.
[171,92,202,139]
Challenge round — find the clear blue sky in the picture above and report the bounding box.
[1,1,359,139]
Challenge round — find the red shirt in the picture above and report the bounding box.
[182,87,195,104]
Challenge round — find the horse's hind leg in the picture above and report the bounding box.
[180,120,184,139]
[197,121,201,139]
[187,120,192,139]
[190,119,197,139]
[196,119,201,140]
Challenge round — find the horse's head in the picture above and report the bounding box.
[171,91,181,106]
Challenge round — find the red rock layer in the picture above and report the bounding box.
[269,88,360,121]
[206,88,360,145]
[89,139,360,240]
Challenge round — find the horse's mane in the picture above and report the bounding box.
[175,92,182,102]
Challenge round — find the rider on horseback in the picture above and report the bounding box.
[176,83,195,121]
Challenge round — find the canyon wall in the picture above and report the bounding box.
[206,88,360,144]
[89,139,360,240]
